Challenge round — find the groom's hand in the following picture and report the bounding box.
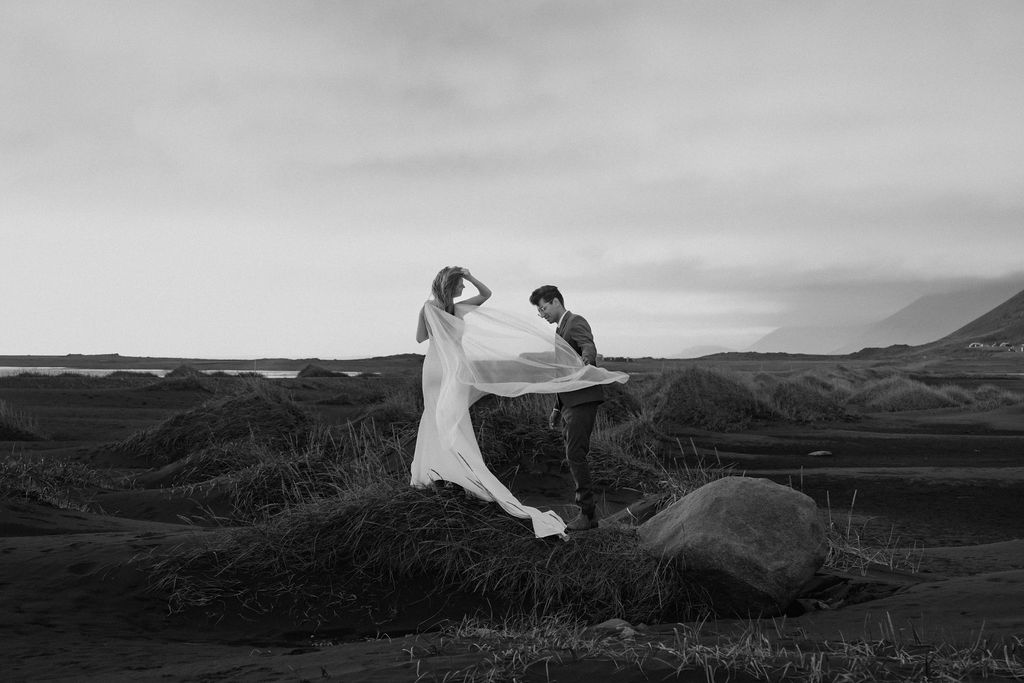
[548,407,561,430]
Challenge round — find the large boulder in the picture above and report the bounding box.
[638,476,826,616]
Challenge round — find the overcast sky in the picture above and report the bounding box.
[3,1,1023,359]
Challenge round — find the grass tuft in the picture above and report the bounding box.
[424,614,1024,682]
[0,398,46,440]
[0,455,115,511]
[822,490,922,575]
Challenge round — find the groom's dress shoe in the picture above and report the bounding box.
[566,513,598,531]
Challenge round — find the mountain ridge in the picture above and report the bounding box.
[745,280,1023,355]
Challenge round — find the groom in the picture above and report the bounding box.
[529,285,603,531]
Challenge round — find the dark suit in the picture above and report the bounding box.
[556,311,603,517]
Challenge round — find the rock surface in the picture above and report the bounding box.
[638,476,826,616]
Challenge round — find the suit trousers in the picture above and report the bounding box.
[560,401,600,516]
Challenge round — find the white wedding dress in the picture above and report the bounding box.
[411,302,629,538]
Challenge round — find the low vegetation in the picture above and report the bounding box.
[0,398,46,440]
[151,482,705,625]
[823,491,922,575]
[424,614,1024,682]
[111,381,314,466]
[0,455,115,511]
[645,366,1024,431]
[6,365,1020,681]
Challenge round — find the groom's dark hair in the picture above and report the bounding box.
[529,285,563,307]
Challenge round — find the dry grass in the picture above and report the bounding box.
[647,366,1024,427]
[755,372,851,423]
[850,375,964,412]
[424,614,1024,682]
[0,455,116,511]
[111,381,314,466]
[649,367,774,431]
[122,367,1021,681]
[0,398,46,440]
[823,490,923,575]
[148,481,704,625]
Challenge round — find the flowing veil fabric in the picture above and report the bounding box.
[411,303,629,538]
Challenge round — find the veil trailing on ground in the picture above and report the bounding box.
[412,303,629,538]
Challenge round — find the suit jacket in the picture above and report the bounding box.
[556,311,604,407]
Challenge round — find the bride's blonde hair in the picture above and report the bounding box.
[431,266,464,314]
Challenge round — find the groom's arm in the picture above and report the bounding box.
[567,316,598,366]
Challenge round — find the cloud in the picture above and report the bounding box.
[3,1,1024,358]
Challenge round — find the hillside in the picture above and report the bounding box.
[745,280,1024,355]
[832,281,1024,354]
[928,287,1024,349]
[746,325,862,355]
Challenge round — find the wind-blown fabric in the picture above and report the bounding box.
[411,303,629,538]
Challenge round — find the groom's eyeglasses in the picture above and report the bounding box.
[536,302,553,317]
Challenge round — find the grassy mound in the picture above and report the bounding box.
[649,367,774,432]
[144,375,212,392]
[589,416,666,490]
[296,363,345,378]
[149,482,700,625]
[472,395,563,479]
[755,373,850,423]
[851,375,962,412]
[973,383,1024,409]
[162,439,261,487]
[159,422,412,523]
[469,392,668,492]
[166,364,205,378]
[111,383,315,467]
[600,382,643,423]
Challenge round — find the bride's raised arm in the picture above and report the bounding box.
[416,304,429,343]
[457,268,492,307]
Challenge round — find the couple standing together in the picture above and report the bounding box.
[412,266,628,538]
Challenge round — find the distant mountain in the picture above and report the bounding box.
[746,325,862,355]
[671,345,736,359]
[831,281,1023,354]
[744,281,1023,355]
[927,287,1024,349]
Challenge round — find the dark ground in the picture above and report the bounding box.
[1,354,1022,680]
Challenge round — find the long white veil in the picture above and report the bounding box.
[412,303,629,538]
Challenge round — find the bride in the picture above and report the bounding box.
[412,266,628,538]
